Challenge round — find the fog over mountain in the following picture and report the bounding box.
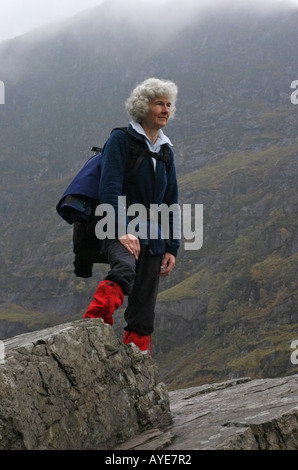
[1,0,297,43]
[0,0,298,388]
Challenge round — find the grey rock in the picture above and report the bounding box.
[117,376,298,450]
[1,319,297,451]
[0,319,171,450]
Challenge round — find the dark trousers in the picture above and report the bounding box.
[103,239,162,335]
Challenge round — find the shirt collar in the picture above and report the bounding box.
[130,120,173,152]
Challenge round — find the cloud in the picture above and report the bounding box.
[0,0,297,43]
[0,0,105,42]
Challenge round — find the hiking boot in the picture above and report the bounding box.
[83,280,124,325]
[123,330,152,355]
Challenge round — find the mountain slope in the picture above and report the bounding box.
[155,141,298,387]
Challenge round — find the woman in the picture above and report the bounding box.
[83,77,180,353]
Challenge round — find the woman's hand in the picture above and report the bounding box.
[159,253,176,277]
[119,234,141,260]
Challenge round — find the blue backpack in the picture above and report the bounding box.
[56,128,171,278]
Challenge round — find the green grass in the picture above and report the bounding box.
[0,304,47,328]
[178,143,298,191]
[158,268,208,302]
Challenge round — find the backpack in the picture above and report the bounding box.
[56,127,171,278]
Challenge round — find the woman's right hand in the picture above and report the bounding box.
[119,234,140,260]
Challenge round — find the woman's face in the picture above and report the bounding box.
[141,97,172,131]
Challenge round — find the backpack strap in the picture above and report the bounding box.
[111,127,171,176]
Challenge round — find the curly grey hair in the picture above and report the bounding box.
[125,77,178,123]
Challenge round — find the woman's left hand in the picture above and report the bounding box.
[159,253,176,277]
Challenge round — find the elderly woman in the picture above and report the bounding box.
[83,77,179,353]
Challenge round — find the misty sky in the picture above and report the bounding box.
[0,0,298,43]
[0,0,105,42]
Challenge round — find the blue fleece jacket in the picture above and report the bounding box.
[98,124,180,257]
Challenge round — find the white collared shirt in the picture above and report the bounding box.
[130,120,172,170]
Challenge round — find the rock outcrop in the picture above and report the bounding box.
[0,319,171,450]
[1,320,297,451]
[117,375,298,450]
